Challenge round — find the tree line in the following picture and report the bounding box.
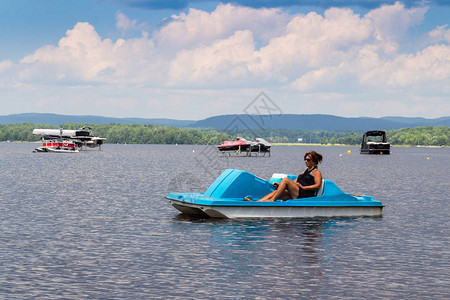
[223,126,449,146]
[0,123,230,145]
[318,126,449,146]
[0,122,448,146]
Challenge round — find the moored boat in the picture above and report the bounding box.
[166,169,383,219]
[217,137,271,156]
[35,139,79,153]
[217,137,252,151]
[360,130,390,154]
[253,138,271,152]
[33,127,105,150]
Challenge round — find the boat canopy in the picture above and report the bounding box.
[362,130,388,143]
[32,129,90,137]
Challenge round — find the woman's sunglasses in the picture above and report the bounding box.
[304,158,311,162]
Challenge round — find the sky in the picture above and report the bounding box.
[0,0,449,120]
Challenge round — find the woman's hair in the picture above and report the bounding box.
[304,151,323,165]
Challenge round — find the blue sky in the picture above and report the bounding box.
[0,0,449,120]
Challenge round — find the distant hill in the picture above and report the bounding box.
[1,113,448,131]
[188,114,450,131]
[379,116,450,125]
[0,113,195,127]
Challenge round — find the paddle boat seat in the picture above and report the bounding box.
[315,180,324,197]
[269,174,324,197]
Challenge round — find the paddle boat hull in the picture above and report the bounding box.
[166,169,383,219]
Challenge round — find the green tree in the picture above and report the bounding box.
[320,137,328,145]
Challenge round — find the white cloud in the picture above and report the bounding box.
[168,30,258,86]
[116,11,148,35]
[365,1,427,43]
[20,22,163,85]
[0,60,14,89]
[283,4,442,94]
[254,8,375,82]
[3,2,449,118]
[429,25,450,44]
[0,60,13,72]
[16,3,442,90]
[385,45,450,89]
[155,4,289,53]
[20,23,115,82]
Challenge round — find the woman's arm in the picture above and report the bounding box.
[298,169,322,190]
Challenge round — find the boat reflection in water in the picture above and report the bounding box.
[172,214,334,289]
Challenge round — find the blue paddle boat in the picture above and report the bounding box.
[166,169,383,219]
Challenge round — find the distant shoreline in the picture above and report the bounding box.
[272,143,356,147]
[1,141,446,148]
[272,143,445,148]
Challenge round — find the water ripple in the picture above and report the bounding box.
[0,143,448,298]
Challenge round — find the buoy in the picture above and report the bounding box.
[427,157,430,160]
[347,150,351,154]
[380,152,383,155]
[193,150,195,153]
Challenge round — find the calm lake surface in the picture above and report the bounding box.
[0,143,449,299]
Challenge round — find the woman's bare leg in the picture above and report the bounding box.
[258,178,299,201]
[257,190,277,202]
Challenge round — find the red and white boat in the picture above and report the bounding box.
[35,139,79,153]
[33,127,105,150]
[217,137,252,151]
[217,137,271,156]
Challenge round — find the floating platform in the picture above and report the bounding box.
[218,145,271,157]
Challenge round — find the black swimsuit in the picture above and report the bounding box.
[296,167,317,198]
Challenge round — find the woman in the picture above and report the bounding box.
[247,151,323,201]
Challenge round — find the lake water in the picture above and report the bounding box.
[0,143,449,299]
